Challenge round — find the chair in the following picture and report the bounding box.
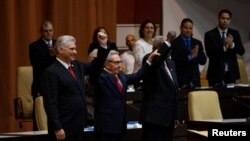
[188,90,223,121]
[35,96,47,130]
[15,66,33,128]
[15,66,33,118]
[236,58,249,84]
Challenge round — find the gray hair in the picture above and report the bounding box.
[153,36,166,49]
[106,50,120,61]
[55,35,76,49]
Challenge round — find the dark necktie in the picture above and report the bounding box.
[114,75,123,94]
[68,66,76,79]
[183,38,191,51]
[221,31,226,44]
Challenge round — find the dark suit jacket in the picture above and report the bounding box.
[171,36,207,87]
[204,28,245,81]
[29,38,56,97]
[140,43,179,127]
[41,47,108,136]
[92,59,150,134]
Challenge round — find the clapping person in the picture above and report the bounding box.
[171,18,207,88]
[204,9,245,87]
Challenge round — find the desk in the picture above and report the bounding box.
[0,122,187,141]
[126,86,250,121]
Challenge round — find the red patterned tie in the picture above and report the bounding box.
[114,75,123,93]
[68,66,76,79]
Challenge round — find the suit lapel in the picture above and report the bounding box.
[161,63,175,88]
[55,61,82,90]
[164,60,179,91]
[215,29,224,49]
[105,72,123,97]
[177,37,190,53]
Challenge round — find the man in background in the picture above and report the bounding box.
[171,18,207,88]
[120,34,137,74]
[204,9,245,87]
[29,20,56,130]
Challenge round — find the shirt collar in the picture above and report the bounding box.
[218,27,228,33]
[43,39,52,45]
[56,58,71,69]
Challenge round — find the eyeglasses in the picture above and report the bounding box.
[107,60,123,65]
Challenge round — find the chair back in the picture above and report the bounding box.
[236,58,249,84]
[188,90,223,120]
[16,66,33,119]
[35,96,47,130]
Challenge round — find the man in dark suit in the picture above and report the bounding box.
[40,35,108,141]
[29,20,56,130]
[140,36,179,141]
[90,32,160,141]
[205,9,245,87]
[171,18,207,88]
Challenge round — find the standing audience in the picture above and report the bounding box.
[29,20,56,130]
[133,20,157,73]
[171,18,207,88]
[120,34,137,74]
[141,36,179,141]
[204,9,245,87]
[41,35,108,141]
[88,26,117,59]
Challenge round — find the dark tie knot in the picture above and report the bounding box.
[221,31,226,43]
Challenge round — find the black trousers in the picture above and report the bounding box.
[141,121,174,141]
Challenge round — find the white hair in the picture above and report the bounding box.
[106,50,120,61]
[55,35,76,49]
[153,36,166,49]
